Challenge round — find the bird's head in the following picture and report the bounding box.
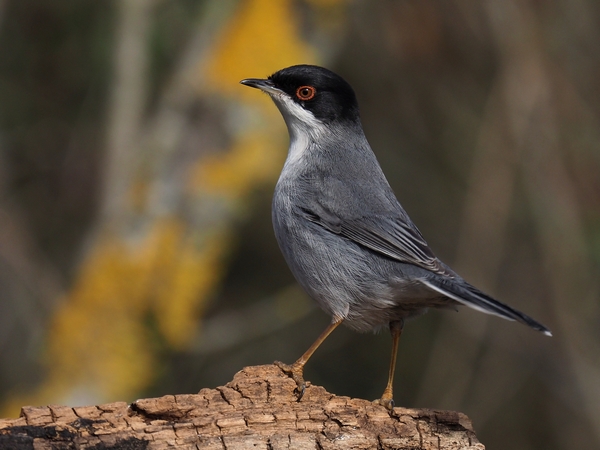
[241,65,360,133]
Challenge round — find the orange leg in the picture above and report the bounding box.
[275,318,342,398]
[376,320,403,410]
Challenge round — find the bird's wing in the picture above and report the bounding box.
[299,205,450,275]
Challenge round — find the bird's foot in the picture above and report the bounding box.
[274,360,306,399]
[374,396,395,411]
[375,386,395,411]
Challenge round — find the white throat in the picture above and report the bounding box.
[270,93,326,170]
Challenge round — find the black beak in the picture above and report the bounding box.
[240,78,281,94]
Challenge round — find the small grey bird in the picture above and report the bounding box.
[240,65,551,410]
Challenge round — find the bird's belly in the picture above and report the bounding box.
[272,204,445,332]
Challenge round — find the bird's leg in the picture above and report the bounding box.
[376,320,404,411]
[275,318,343,399]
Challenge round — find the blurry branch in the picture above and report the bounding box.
[192,285,315,355]
[136,0,240,219]
[521,81,600,446]
[101,0,156,225]
[491,1,600,443]
[0,206,61,336]
[100,0,241,228]
[414,76,516,413]
[102,0,241,226]
[415,0,540,415]
[0,150,62,397]
[416,2,600,444]
[415,0,570,427]
[447,0,554,426]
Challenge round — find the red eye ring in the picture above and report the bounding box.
[296,85,316,101]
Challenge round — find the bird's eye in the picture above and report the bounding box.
[296,86,316,101]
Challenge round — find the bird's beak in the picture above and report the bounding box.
[240,78,282,95]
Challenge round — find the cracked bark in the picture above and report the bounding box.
[0,365,485,449]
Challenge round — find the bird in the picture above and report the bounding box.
[240,64,551,410]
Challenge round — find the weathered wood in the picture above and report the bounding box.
[0,364,484,449]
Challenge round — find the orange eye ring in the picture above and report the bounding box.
[296,85,316,101]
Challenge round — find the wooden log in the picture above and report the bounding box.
[0,364,484,449]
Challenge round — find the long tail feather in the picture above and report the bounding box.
[421,277,552,336]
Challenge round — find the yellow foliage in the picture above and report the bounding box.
[191,132,286,197]
[151,221,230,349]
[43,236,158,402]
[205,0,316,98]
[45,221,219,398]
[196,0,321,200]
[2,0,344,417]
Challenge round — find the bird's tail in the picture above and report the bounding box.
[420,277,552,336]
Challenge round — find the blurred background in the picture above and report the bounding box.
[0,0,599,448]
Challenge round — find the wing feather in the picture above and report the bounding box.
[300,206,450,275]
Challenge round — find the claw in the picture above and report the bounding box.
[374,396,395,411]
[272,321,342,402]
[274,360,306,400]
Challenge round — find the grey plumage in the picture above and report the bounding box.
[272,121,448,331]
[241,64,551,408]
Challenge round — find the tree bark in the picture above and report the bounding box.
[0,364,484,449]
